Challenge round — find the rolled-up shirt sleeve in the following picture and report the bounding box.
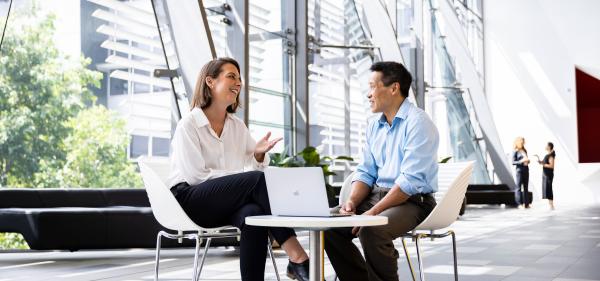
[353,123,377,188]
[394,115,439,196]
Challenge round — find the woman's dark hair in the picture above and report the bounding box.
[370,61,412,98]
[190,57,241,113]
[547,142,554,150]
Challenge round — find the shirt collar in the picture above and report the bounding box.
[378,100,412,125]
[191,107,234,127]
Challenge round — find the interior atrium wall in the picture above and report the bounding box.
[484,0,600,205]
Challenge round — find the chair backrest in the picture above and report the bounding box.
[339,171,355,205]
[138,157,171,186]
[434,162,462,202]
[138,159,201,231]
[415,161,474,230]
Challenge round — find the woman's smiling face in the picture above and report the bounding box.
[207,63,242,108]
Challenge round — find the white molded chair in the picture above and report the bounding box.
[338,162,474,281]
[339,173,355,206]
[138,159,280,281]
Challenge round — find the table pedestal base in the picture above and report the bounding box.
[309,230,324,281]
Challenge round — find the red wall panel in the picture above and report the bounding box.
[576,68,600,163]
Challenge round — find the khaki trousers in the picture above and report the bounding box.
[325,186,436,281]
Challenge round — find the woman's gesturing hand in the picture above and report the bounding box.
[254,132,283,162]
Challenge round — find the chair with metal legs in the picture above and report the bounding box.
[399,161,473,281]
[336,161,473,281]
[139,159,281,281]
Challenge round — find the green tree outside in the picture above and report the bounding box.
[34,106,143,188]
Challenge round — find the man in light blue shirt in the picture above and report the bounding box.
[325,61,439,281]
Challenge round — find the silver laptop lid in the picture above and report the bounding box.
[264,167,331,216]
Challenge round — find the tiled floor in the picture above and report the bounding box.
[1,203,600,281]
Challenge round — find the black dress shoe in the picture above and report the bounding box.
[287,259,309,281]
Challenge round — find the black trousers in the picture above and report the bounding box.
[515,169,530,206]
[542,173,554,200]
[172,171,296,281]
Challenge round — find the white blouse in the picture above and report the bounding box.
[167,107,269,188]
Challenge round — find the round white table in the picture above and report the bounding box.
[246,215,388,281]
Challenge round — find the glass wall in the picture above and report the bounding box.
[0,0,494,187]
[154,0,493,184]
[203,0,290,153]
[308,0,374,165]
[449,0,484,80]
[90,0,173,162]
[204,0,228,57]
[395,0,415,78]
[247,0,290,153]
[426,1,491,183]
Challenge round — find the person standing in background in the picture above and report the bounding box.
[537,142,556,210]
[512,137,530,208]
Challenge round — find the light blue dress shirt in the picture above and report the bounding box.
[353,100,439,196]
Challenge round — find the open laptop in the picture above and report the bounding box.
[264,167,351,217]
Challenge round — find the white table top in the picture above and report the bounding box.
[246,215,388,230]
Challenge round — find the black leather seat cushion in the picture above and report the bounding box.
[0,189,235,250]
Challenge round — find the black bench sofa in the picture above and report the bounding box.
[0,188,234,251]
[466,184,532,206]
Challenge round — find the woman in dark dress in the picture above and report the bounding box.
[538,142,556,210]
[512,137,530,208]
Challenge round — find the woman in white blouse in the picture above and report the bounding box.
[168,58,309,281]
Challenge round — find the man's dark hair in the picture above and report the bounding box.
[370,61,412,98]
[548,142,554,150]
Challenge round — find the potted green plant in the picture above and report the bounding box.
[269,146,353,206]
